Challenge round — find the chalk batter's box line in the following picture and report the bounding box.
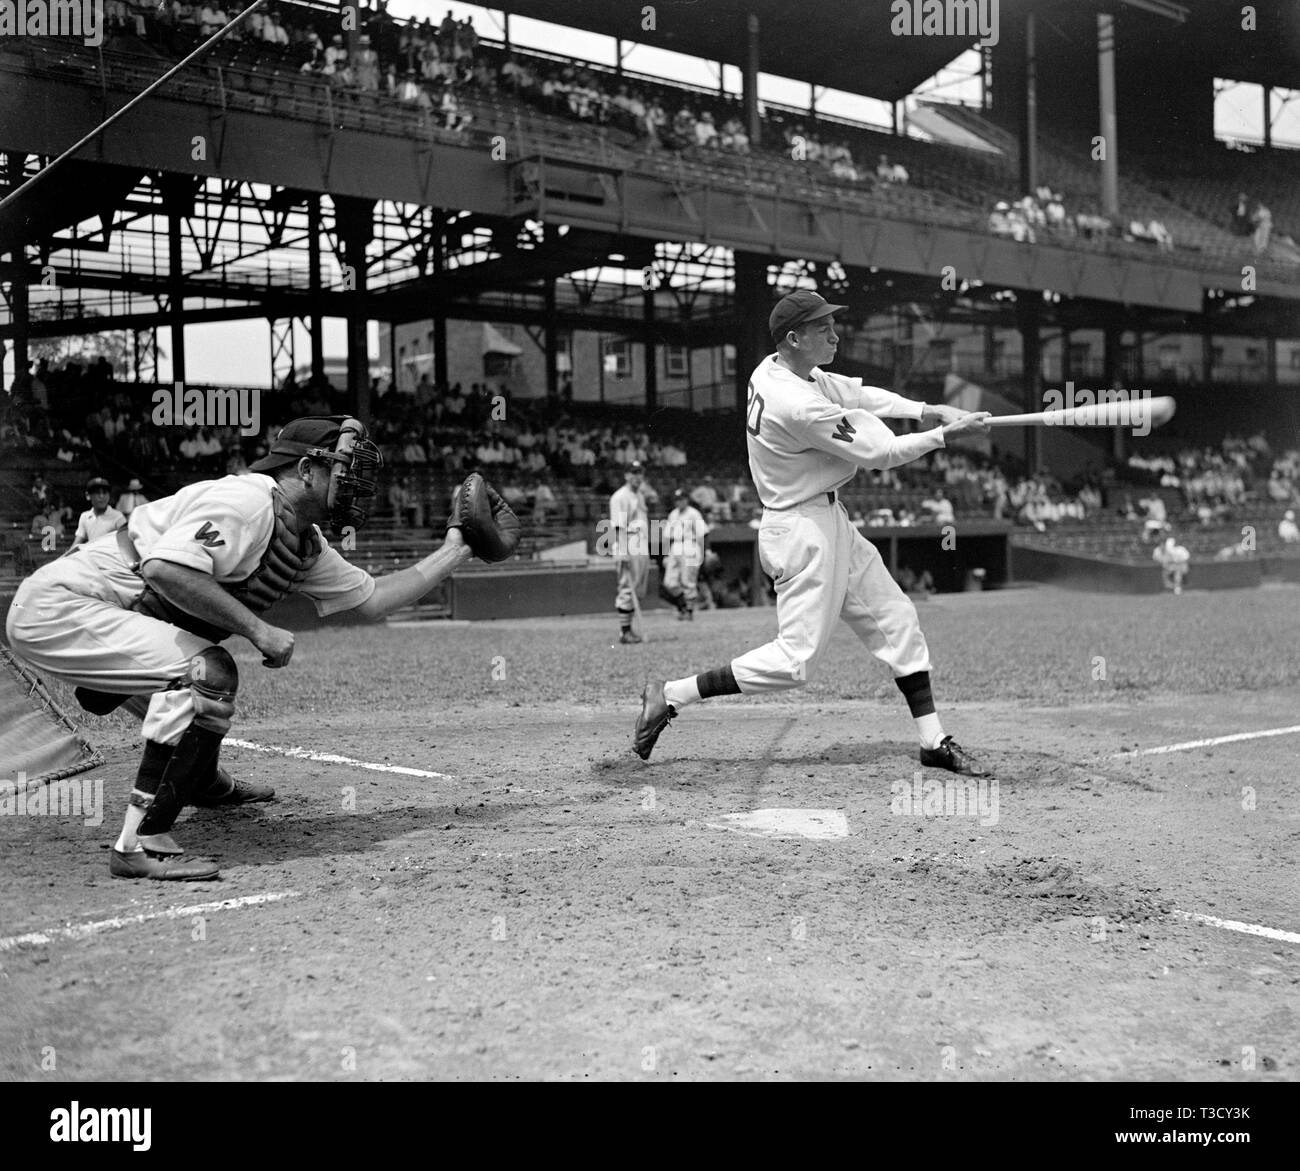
[0,891,301,952]
[1111,723,1300,759]
[224,738,453,779]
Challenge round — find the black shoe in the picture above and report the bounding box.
[110,848,220,881]
[620,630,643,645]
[634,681,676,760]
[919,735,991,778]
[192,767,275,807]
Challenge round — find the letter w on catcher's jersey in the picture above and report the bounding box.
[831,416,856,443]
[193,521,226,548]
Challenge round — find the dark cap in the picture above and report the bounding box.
[86,477,111,491]
[673,488,687,499]
[249,416,347,473]
[769,290,848,342]
[627,461,644,473]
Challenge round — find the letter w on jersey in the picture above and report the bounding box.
[831,416,856,444]
[193,522,226,548]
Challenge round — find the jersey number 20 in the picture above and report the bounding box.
[745,385,765,437]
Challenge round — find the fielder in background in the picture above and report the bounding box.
[1153,534,1190,594]
[635,291,993,777]
[659,488,709,620]
[71,477,126,547]
[6,417,517,882]
[610,460,649,644]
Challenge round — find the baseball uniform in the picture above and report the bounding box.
[730,354,941,690]
[8,473,373,746]
[661,501,709,610]
[635,290,991,777]
[609,480,649,615]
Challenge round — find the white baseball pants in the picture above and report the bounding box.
[731,494,931,692]
[6,535,216,744]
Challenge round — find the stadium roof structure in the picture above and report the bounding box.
[503,0,1300,99]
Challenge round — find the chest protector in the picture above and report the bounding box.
[131,490,321,642]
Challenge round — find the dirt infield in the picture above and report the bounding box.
[1,586,1297,1081]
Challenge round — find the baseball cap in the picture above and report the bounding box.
[86,477,111,491]
[627,460,644,473]
[249,417,347,472]
[769,290,848,342]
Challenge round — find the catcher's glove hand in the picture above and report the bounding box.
[448,473,521,562]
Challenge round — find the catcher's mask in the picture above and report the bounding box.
[250,415,383,537]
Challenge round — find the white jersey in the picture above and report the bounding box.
[126,472,375,617]
[744,354,946,509]
[609,483,649,557]
[663,504,709,560]
[75,505,126,544]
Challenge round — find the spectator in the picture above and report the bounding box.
[1253,200,1273,253]
[116,477,149,517]
[1279,510,1300,544]
[354,35,381,92]
[694,110,719,149]
[72,477,126,547]
[920,489,955,526]
[532,479,556,525]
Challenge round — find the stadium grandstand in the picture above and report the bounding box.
[3,0,1300,615]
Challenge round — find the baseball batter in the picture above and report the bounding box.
[659,489,709,620]
[610,461,650,643]
[6,416,517,881]
[635,291,992,776]
[71,477,126,546]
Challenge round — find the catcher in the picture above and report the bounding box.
[5,416,519,881]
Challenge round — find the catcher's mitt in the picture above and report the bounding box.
[448,473,520,562]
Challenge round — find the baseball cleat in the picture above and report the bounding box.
[192,767,275,806]
[619,630,644,645]
[919,736,991,778]
[110,848,220,881]
[633,681,676,760]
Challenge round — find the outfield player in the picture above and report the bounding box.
[634,291,993,776]
[659,489,709,620]
[6,416,515,881]
[71,477,127,547]
[610,461,649,643]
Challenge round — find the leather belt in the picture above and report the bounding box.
[760,489,839,511]
[116,527,143,574]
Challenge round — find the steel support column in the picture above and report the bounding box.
[742,14,760,147]
[1018,297,1042,473]
[433,210,447,388]
[161,176,191,386]
[336,195,374,420]
[544,276,558,400]
[732,251,768,414]
[309,195,324,383]
[643,284,657,413]
[1103,311,1125,462]
[10,261,28,386]
[1020,10,1038,196]
[1098,14,1120,219]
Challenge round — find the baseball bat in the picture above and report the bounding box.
[985,396,1175,429]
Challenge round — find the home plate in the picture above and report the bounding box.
[702,808,850,841]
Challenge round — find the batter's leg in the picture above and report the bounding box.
[635,505,847,759]
[838,519,989,776]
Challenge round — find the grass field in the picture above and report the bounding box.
[1,582,1298,1081]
